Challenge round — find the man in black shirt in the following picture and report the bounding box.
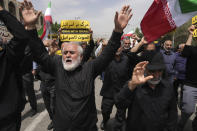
[100,46,136,130]
[114,52,177,131]
[178,25,197,131]
[0,5,30,131]
[20,1,133,130]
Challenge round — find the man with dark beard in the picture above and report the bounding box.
[20,0,133,130]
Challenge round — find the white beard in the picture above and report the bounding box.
[62,56,81,71]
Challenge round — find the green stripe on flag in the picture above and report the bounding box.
[37,26,43,37]
[48,1,51,8]
[179,0,197,13]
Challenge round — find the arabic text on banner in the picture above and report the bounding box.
[61,20,90,29]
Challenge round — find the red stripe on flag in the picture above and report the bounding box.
[140,0,176,42]
[40,20,47,40]
[45,16,52,24]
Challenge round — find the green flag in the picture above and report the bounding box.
[179,0,197,13]
[37,26,43,37]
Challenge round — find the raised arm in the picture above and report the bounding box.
[182,25,196,57]
[0,5,29,62]
[185,25,195,46]
[20,0,56,75]
[82,29,95,63]
[92,5,133,77]
[131,37,147,52]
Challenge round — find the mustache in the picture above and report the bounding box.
[64,58,72,63]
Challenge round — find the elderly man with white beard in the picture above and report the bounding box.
[61,42,84,71]
[20,0,133,130]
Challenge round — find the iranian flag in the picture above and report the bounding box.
[40,1,52,40]
[121,31,134,40]
[141,0,197,42]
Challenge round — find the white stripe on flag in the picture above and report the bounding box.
[168,0,197,27]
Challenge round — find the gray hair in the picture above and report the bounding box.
[62,41,84,56]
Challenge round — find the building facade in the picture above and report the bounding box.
[0,0,43,40]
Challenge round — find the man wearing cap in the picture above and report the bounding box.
[114,51,177,131]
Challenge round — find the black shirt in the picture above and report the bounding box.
[100,54,136,98]
[28,30,122,131]
[182,45,197,87]
[0,10,28,124]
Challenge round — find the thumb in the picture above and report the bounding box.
[114,11,118,23]
[144,75,153,82]
[36,11,42,18]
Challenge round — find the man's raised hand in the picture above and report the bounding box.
[114,5,133,33]
[128,61,153,91]
[188,25,195,35]
[20,0,41,27]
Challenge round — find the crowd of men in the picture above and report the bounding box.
[0,0,197,131]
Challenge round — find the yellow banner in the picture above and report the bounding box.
[193,29,197,38]
[192,16,197,25]
[60,34,90,42]
[61,20,90,29]
[61,29,89,34]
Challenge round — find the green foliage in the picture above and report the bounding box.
[51,22,60,33]
[161,19,197,47]
[134,27,143,38]
[135,19,197,47]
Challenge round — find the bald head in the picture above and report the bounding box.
[164,40,172,51]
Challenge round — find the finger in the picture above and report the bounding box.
[36,11,42,18]
[28,1,33,9]
[125,5,130,13]
[135,61,148,68]
[120,5,126,14]
[27,1,31,8]
[191,25,196,30]
[127,8,132,16]
[24,0,29,8]
[128,13,133,21]
[19,7,23,14]
[123,6,128,14]
[142,61,149,69]
[133,67,143,73]
[114,11,118,23]
[144,75,154,82]
[20,2,25,9]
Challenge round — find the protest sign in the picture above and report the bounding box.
[60,20,90,42]
[192,15,197,25]
[61,20,90,29]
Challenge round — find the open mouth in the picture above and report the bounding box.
[66,59,72,63]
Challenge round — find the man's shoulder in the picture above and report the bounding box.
[160,80,174,93]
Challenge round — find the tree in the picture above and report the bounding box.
[158,19,197,47]
[51,21,60,33]
[134,27,143,38]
